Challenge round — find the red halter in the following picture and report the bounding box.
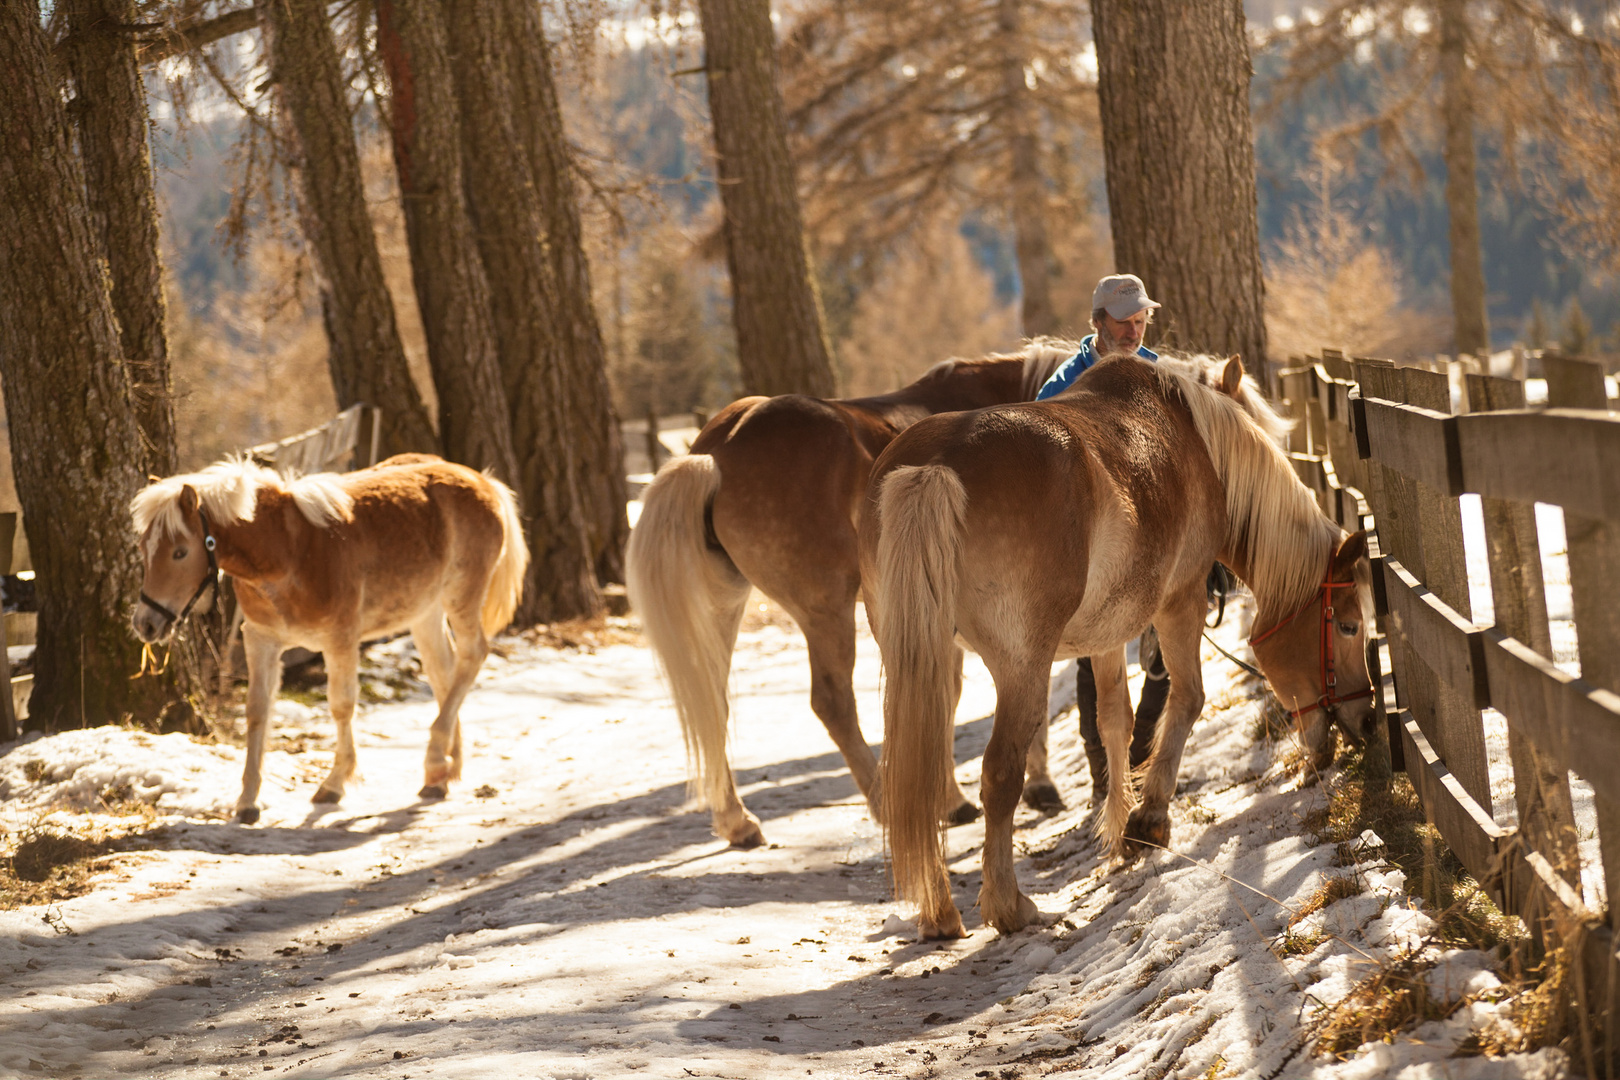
[1248,578,1375,720]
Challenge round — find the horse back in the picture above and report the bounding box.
[863,360,1225,660]
[237,458,510,645]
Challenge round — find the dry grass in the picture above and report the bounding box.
[1312,950,1457,1058]
[0,820,147,910]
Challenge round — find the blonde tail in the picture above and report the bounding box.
[482,475,529,636]
[625,455,750,812]
[873,464,968,922]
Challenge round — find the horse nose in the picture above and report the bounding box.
[132,606,161,643]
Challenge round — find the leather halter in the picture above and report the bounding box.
[1248,577,1375,720]
[139,506,220,636]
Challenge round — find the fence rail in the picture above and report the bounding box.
[1271,349,1620,1069]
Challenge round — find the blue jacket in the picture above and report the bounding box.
[1034,335,1158,400]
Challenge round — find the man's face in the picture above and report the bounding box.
[1097,310,1151,355]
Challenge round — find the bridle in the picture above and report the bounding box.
[1248,577,1375,720]
[139,506,220,637]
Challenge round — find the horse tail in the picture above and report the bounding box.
[625,454,750,809]
[873,464,967,917]
[482,474,529,636]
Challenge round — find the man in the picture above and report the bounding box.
[1036,273,1168,793]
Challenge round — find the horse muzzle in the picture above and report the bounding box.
[132,595,177,643]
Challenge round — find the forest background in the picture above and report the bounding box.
[5,0,1607,479]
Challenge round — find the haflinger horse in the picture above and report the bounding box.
[859,355,1376,939]
[626,340,1078,848]
[625,342,1286,849]
[130,453,527,823]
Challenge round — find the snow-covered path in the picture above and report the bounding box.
[0,598,1566,1079]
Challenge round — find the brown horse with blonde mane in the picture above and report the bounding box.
[626,341,1079,847]
[130,454,527,822]
[860,356,1375,939]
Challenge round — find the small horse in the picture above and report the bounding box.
[130,454,527,822]
[859,356,1375,938]
[625,341,1078,848]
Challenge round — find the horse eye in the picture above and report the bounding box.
[173,547,187,560]
[1337,621,1357,636]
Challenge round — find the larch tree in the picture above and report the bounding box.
[254,0,440,460]
[499,0,630,584]
[781,0,1098,339]
[1265,1,1502,358]
[696,0,838,398]
[0,0,194,730]
[61,0,178,478]
[442,0,603,622]
[1091,0,1269,381]
[374,0,519,482]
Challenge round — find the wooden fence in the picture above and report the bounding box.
[1272,349,1620,1071]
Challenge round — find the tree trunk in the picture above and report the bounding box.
[0,2,192,730]
[1437,0,1490,358]
[374,0,519,483]
[62,0,177,478]
[1090,0,1269,388]
[697,0,837,398]
[999,0,1060,339]
[500,0,629,584]
[256,0,440,461]
[444,0,602,623]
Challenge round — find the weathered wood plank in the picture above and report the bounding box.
[1400,711,1510,906]
[1359,397,1461,496]
[1545,367,1620,934]
[1467,373,1581,892]
[1453,409,1620,520]
[1380,557,1489,711]
[1481,632,1620,809]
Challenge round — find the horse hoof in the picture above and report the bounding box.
[312,788,342,804]
[1022,781,1065,814]
[943,800,981,827]
[1123,811,1170,854]
[725,822,766,849]
[917,910,967,940]
[235,806,260,825]
[984,892,1042,935]
[419,784,448,800]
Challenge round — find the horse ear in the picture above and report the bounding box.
[179,484,198,516]
[1332,529,1369,575]
[1220,355,1245,396]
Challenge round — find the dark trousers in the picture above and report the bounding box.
[1077,627,1168,791]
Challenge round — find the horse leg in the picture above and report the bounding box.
[1022,715,1063,813]
[410,609,455,708]
[1125,597,1207,854]
[421,610,487,800]
[410,612,461,780]
[1090,648,1139,853]
[313,640,360,803]
[235,625,284,824]
[940,647,979,826]
[800,607,881,803]
[977,662,1051,934]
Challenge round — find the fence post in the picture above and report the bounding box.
[1544,357,1620,943]
[1466,374,1581,901]
[645,405,663,473]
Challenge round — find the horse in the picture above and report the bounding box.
[625,341,1288,849]
[130,453,528,823]
[625,340,1079,847]
[859,355,1375,939]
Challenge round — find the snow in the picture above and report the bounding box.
[0,593,1567,1078]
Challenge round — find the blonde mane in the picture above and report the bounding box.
[130,455,355,543]
[1154,351,1294,446]
[1018,336,1084,398]
[1149,362,1342,623]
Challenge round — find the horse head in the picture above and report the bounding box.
[1247,529,1377,772]
[131,482,219,643]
